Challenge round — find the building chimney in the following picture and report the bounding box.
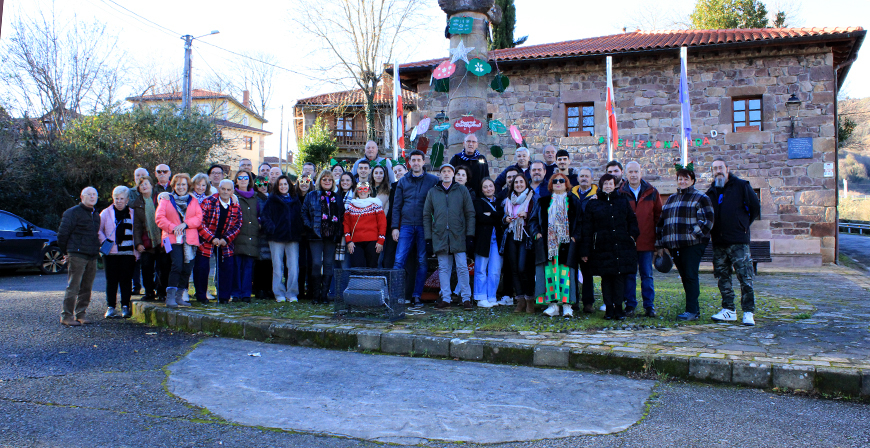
[243,90,250,108]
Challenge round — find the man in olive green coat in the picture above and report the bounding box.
[423,163,475,310]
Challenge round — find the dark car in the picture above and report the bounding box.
[0,210,66,274]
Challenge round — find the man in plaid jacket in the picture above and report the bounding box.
[195,180,242,303]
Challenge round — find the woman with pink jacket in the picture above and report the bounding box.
[99,186,140,319]
[155,173,202,309]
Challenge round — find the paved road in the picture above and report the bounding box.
[1,270,870,447]
[839,233,870,271]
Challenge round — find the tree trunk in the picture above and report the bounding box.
[365,78,377,142]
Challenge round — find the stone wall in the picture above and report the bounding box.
[411,45,839,264]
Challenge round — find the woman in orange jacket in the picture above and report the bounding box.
[155,173,203,308]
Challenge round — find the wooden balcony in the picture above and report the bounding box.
[330,128,384,152]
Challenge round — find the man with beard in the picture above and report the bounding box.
[554,149,579,186]
[605,160,624,188]
[706,158,761,326]
[528,160,547,198]
[448,133,490,197]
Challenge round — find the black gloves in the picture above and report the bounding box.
[426,239,434,257]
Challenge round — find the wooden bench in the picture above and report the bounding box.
[700,241,772,274]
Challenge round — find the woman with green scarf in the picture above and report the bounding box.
[132,176,161,302]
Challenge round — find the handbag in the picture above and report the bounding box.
[100,239,114,256]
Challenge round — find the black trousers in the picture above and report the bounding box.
[139,251,157,300]
[155,251,171,299]
[505,238,534,297]
[578,261,595,306]
[600,274,626,317]
[298,240,312,299]
[253,259,273,298]
[349,241,379,268]
[105,254,136,308]
[309,239,337,302]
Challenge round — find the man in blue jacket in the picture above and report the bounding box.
[392,149,439,306]
[706,158,761,326]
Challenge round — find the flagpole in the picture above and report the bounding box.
[680,47,689,166]
[392,59,400,160]
[606,56,614,162]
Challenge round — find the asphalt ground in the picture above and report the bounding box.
[1,269,869,447]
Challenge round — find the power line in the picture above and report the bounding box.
[101,0,180,37]
[197,41,318,80]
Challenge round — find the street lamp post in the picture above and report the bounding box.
[181,30,220,110]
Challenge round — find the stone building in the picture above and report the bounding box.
[396,27,866,266]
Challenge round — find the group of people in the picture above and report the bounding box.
[57,134,761,328]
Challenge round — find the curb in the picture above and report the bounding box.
[133,302,868,399]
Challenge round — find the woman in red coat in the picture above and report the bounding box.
[343,182,386,268]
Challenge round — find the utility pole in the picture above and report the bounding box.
[181,35,193,110]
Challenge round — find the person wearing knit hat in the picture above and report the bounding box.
[343,182,387,268]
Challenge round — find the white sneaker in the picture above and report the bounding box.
[206,291,214,300]
[743,312,755,326]
[711,309,737,322]
[562,304,574,317]
[498,296,513,306]
[477,300,494,308]
[288,296,299,303]
[104,307,117,318]
[543,303,560,317]
[276,296,286,303]
[599,304,607,312]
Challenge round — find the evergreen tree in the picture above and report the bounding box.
[690,0,769,29]
[489,0,527,50]
[297,117,339,169]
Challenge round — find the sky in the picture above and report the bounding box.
[2,0,869,158]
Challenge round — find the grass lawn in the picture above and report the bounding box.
[186,270,795,333]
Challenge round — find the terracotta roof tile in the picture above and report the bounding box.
[399,27,865,70]
[127,89,227,101]
[295,82,418,106]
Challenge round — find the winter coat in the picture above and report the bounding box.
[197,194,243,258]
[260,193,304,243]
[352,156,395,183]
[473,196,504,256]
[423,182,475,255]
[656,186,715,250]
[343,197,387,244]
[98,205,139,259]
[533,193,583,268]
[233,191,259,258]
[155,196,203,246]
[131,196,156,254]
[618,180,663,252]
[256,193,271,260]
[449,152,491,197]
[301,190,344,241]
[57,203,101,259]
[391,171,439,228]
[705,173,761,246]
[580,190,640,276]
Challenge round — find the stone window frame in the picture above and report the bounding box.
[732,96,763,132]
[243,136,253,151]
[565,102,594,137]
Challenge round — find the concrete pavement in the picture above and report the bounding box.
[169,338,653,444]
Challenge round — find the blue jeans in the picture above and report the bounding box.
[195,251,233,302]
[231,255,255,299]
[625,250,655,310]
[394,225,427,298]
[474,230,502,301]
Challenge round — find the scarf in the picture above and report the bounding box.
[350,197,382,209]
[192,191,209,203]
[547,193,570,260]
[169,193,194,261]
[319,190,340,239]
[504,189,532,241]
[456,150,483,162]
[143,195,160,246]
[235,188,256,199]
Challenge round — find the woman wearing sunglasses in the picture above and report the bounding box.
[533,172,583,318]
[343,182,386,268]
[230,170,258,302]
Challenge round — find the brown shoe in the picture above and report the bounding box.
[513,297,527,313]
[525,296,536,314]
[76,317,92,325]
[583,304,595,314]
[434,300,451,309]
[463,300,474,311]
[61,317,81,327]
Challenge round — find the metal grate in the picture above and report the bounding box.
[331,268,405,322]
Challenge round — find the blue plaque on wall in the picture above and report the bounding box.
[788,137,813,159]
